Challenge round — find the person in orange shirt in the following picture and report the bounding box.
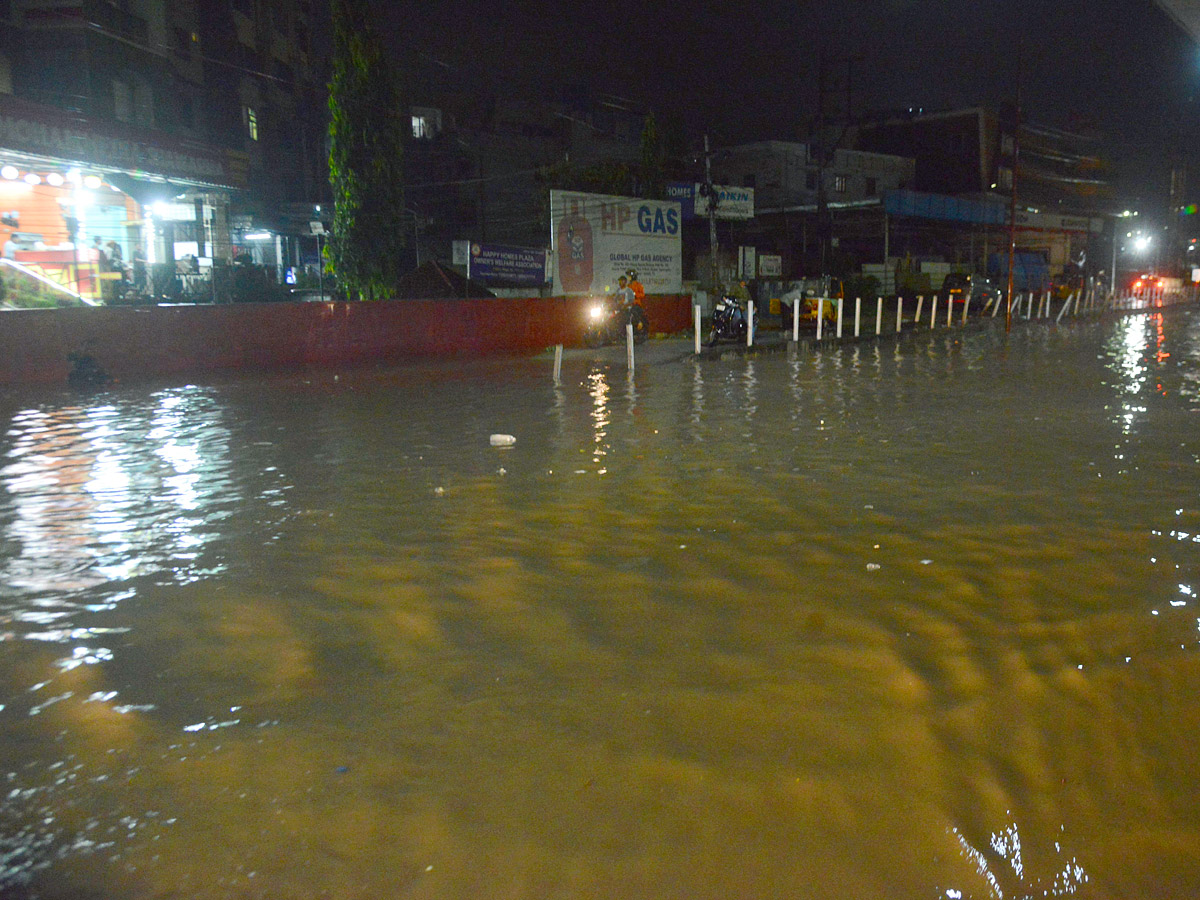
[626,268,645,303]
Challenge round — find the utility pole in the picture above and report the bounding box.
[815,51,829,274]
[705,134,718,294]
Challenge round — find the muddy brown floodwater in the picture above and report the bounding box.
[1,308,1199,899]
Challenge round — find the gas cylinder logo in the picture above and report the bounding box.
[557,210,593,293]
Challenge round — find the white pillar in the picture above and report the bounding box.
[854,296,861,338]
[930,296,938,329]
[816,298,824,340]
[694,304,702,354]
[896,297,903,334]
[875,296,883,335]
[626,322,635,371]
[747,300,755,347]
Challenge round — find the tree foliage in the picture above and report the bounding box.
[327,0,407,301]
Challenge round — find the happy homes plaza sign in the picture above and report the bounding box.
[0,94,246,189]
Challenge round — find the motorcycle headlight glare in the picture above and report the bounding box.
[589,305,605,321]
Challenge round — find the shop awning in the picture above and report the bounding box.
[105,173,189,206]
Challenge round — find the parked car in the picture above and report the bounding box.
[939,272,1002,308]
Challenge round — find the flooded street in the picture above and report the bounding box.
[1,308,1199,899]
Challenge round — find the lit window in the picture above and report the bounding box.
[245,107,259,141]
[834,174,848,193]
[410,106,441,140]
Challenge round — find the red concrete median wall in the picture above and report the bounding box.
[0,294,694,384]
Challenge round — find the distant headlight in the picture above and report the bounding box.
[589,304,605,321]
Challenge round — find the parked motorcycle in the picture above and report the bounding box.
[707,294,755,345]
[584,296,649,348]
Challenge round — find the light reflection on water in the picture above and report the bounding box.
[0,310,1198,898]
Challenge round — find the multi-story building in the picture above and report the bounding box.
[715,140,915,212]
[403,85,647,272]
[855,107,1114,287]
[0,0,326,303]
[705,140,915,281]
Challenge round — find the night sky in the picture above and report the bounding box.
[382,0,1199,212]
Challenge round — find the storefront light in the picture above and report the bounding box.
[244,231,273,241]
[66,169,82,185]
[46,173,64,187]
[83,175,103,190]
[1,166,17,180]
[23,173,40,185]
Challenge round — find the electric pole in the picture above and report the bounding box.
[705,134,719,294]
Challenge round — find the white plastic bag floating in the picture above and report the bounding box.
[489,434,516,447]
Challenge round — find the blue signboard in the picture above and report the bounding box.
[467,243,548,286]
[666,182,697,219]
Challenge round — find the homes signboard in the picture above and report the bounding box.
[467,243,549,286]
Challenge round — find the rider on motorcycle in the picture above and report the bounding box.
[626,268,645,303]
[615,274,635,307]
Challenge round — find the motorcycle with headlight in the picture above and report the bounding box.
[583,296,649,348]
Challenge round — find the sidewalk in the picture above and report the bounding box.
[548,292,1190,369]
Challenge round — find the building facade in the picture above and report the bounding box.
[0,0,327,303]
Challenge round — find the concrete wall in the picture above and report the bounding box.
[0,294,693,384]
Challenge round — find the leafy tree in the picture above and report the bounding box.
[327,0,408,300]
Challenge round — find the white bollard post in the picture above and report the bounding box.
[626,322,635,372]
[747,300,755,347]
[992,292,1001,317]
[947,294,954,326]
[915,295,924,325]
[854,296,862,338]
[876,296,883,336]
[962,296,971,325]
[896,296,903,334]
[836,297,843,339]
[694,304,702,354]
[930,296,939,329]
[553,344,563,383]
[792,296,800,342]
[1056,293,1071,323]
[1026,293,1033,320]
[816,298,824,340]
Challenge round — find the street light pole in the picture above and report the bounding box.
[1111,222,1118,296]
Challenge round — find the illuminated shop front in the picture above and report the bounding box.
[0,94,246,304]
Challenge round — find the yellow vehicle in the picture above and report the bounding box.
[780,276,841,323]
